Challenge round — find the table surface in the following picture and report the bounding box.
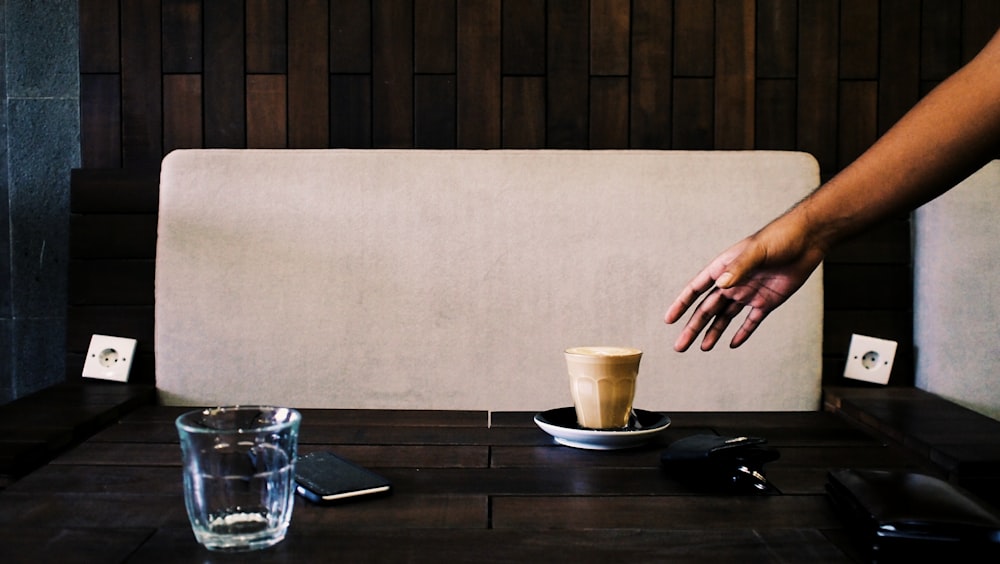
[0,405,945,563]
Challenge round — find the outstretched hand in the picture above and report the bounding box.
[664,220,825,352]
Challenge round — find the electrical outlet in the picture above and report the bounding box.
[843,334,897,385]
[82,334,137,382]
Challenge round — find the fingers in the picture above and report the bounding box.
[672,288,743,352]
[664,268,718,325]
[728,306,772,348]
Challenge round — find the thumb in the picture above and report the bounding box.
[715,242,765,289]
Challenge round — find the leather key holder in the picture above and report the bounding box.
[660,434,780,493]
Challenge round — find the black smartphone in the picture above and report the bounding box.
[294,451,392,504]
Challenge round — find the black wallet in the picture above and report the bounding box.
[660,434,780,493]
[826,468,1000,562]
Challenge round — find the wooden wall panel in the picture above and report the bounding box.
[288,0,329,148]
[502,0,545,76]
[457,0,501,148]
[204,0,246,148]
[120,0,162,167]
[76,1,1000,389]
[162,0,201,73]
[547,0,590,148]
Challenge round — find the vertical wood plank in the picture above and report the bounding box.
[590,0,629,76]
[79,0,119,73]
[416,0,456,74]
[246,0,288,74]
[757,0,796,78]
[756,78,795,149]
[415,75,456,148]
[330,75,372,148]
[962,0,1000,62]
[878,0,921,134]
[162,0,201,73]
[672,78,713,149]
[204,0,246,148]
[80,74,121,168]
[502,76,545,148]
[331,0,372,73]
[121,0,163,167]
[674,0,713,77]
[547,0,589,148]
[920,0,962,83]
[502,0,545,75]
[247,75,288,148]
[163,74,203,153]
[590,77,628,148]
[838,81,878,170]
[372,0,414,148]
[630,0,672,148]
[798,0,838,172]
[457,0,501,148]
[289,0,330,148]
[840,0,878,79]
[714,0,755,149]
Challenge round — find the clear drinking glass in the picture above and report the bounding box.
[175,406,301,552]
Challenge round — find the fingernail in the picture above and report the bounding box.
[716,272,733,288]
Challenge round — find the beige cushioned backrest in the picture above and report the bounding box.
[914,160,1000,421]
[156,149,822,411]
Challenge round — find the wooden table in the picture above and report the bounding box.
[0,405,946,562]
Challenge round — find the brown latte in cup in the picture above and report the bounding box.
[564,346,642,430]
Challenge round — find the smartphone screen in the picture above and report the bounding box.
[294,451,392,504]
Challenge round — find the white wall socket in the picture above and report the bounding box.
[82,334,137,383]
[843,333,897,385]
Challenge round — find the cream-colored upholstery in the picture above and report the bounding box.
[914,160,1000,421]
[156,149,823,411]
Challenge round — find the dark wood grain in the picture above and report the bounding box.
[672,77,713,149]
[330,75,372,148]
[163,74,203,152]
[756,79,796,150]
[797,0,839,172]
[80,74,122,168]
[246,74,288,148]
[878,0,921,134]
[590,0,630,76]
[630,0,672,149]
[756,0,797,79]
[714,0,755,150]
[840,0,879,79]
[162,0,202,73]
[204,0,246,148]
[502,76,545,148]
[288,0,330,148]
[547,0,590,148]
[837,80,878,169]
[502,0,545,76]
[589,76,629,148]
[457,0,501,148]
[120,0,162,167]
[674,0,713,77]
[415,0,456,74]
[79,0,119,74]
[246,0,287,74]
[372,0,414,148]
[415,75,457,148]
[6,404,986,561]
[331,0,372,73]
[920,0,963,81]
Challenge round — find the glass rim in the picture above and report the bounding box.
[175,405,301,434]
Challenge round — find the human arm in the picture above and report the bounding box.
[666,27,1000,352]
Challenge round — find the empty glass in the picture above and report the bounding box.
[176,406,301,551]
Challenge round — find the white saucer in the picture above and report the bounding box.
[533,407,671,450]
